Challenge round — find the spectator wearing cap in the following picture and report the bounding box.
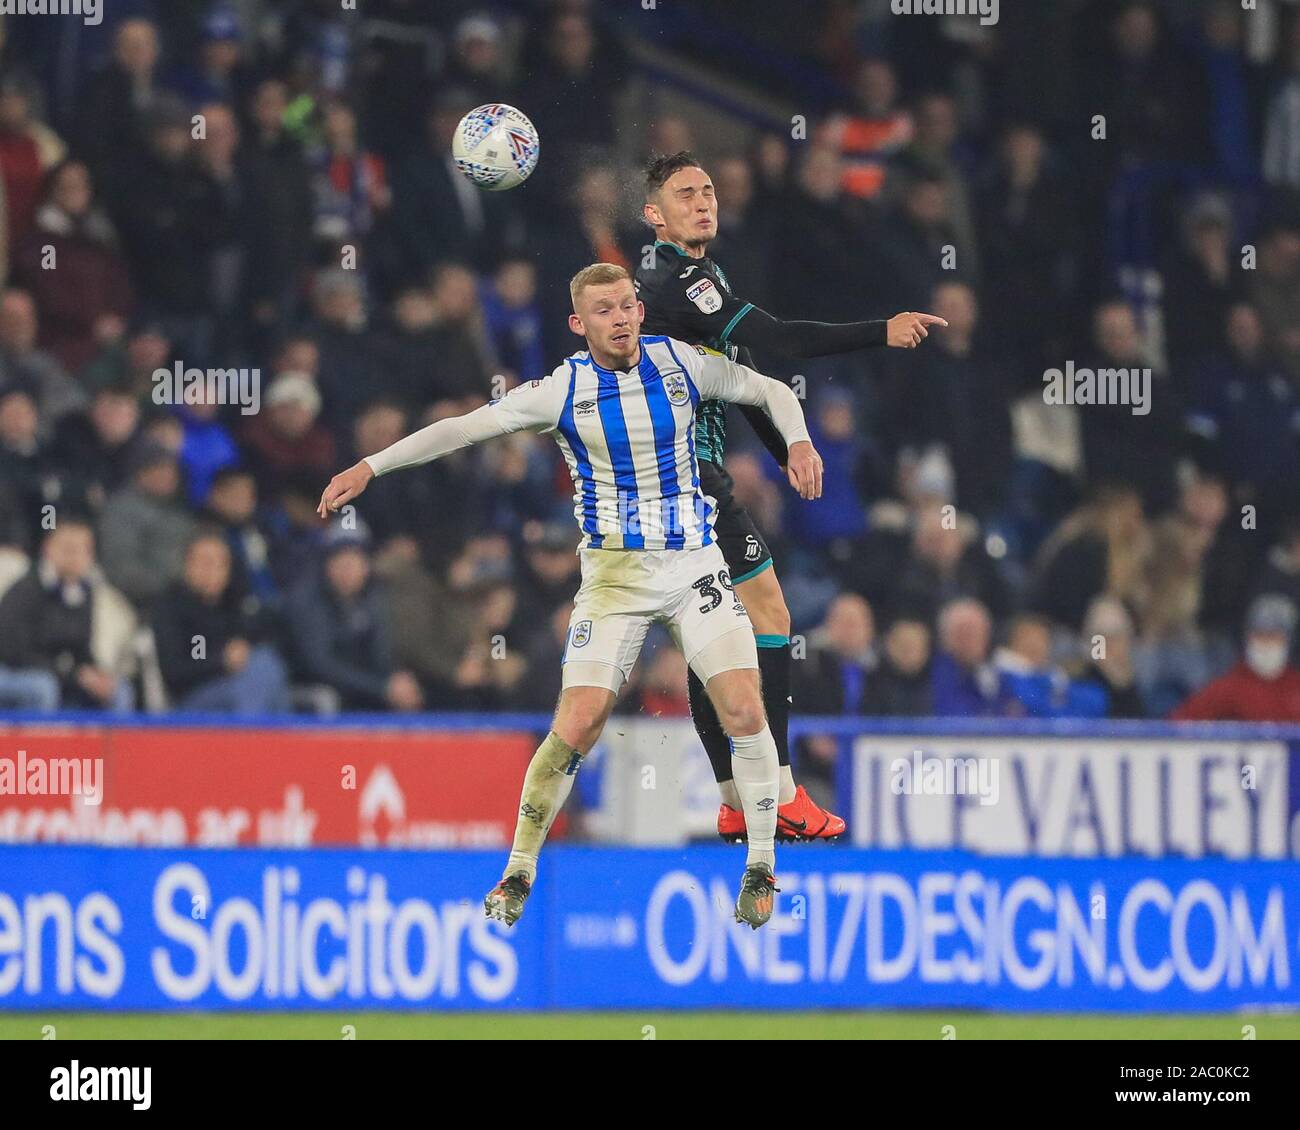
[240,372,335,495]
[445,14,511,105]
[0,518,136,712]
[166,7,254,108]
[98,441,197,609]
[1172,596,1300,721]
[287,520,423,711]
[13,159,133,374]
[152,528,288,713]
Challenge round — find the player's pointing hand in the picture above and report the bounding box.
[786,441,823,501]
[887,311,949,349]
[317,461,376,519]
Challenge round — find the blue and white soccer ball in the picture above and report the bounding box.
[452,103,540,191]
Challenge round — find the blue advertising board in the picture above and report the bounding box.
[2,844,1298,1013]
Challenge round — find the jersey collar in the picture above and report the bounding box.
[654,238,708,263]
[583,342,645,376]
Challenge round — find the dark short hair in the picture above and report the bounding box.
[644,151,702,198]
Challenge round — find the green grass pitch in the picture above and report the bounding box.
[2,1012,1297,1040]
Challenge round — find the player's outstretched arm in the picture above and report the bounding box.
[316,403,507,517]
[317,375,565,518]
[728,305,948,357]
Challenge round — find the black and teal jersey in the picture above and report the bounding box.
[635,239,769,466]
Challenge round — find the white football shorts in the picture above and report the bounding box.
[561,544,757,693]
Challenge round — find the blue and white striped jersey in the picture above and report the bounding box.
[487,335,810,550]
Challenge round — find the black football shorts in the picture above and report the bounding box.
[699,458,774,585]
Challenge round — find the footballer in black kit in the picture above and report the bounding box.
[635,151,947,843]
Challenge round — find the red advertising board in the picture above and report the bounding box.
[0,724,539,847]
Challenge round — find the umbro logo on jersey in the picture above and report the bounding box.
[575,400,596,415]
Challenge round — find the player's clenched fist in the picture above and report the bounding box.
[887,311,948,348]
[786,440,824,501]
[317,461,375,519]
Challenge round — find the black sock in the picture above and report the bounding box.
[757,643,792,768]
[688,665,734,785]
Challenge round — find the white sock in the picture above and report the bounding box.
[779,765,797,806]
[718,780,741,809]
[729,725,778,869]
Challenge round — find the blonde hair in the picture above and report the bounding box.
[569,263,632,309]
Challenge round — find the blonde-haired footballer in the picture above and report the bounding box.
[319,263,824,929]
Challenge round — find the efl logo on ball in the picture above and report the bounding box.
[452,103,540,191]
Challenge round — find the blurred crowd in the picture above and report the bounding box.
[1,0,1300,727]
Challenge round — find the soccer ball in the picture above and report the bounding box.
[452,103,540,191]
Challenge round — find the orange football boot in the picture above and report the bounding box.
[717,786,846,842]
